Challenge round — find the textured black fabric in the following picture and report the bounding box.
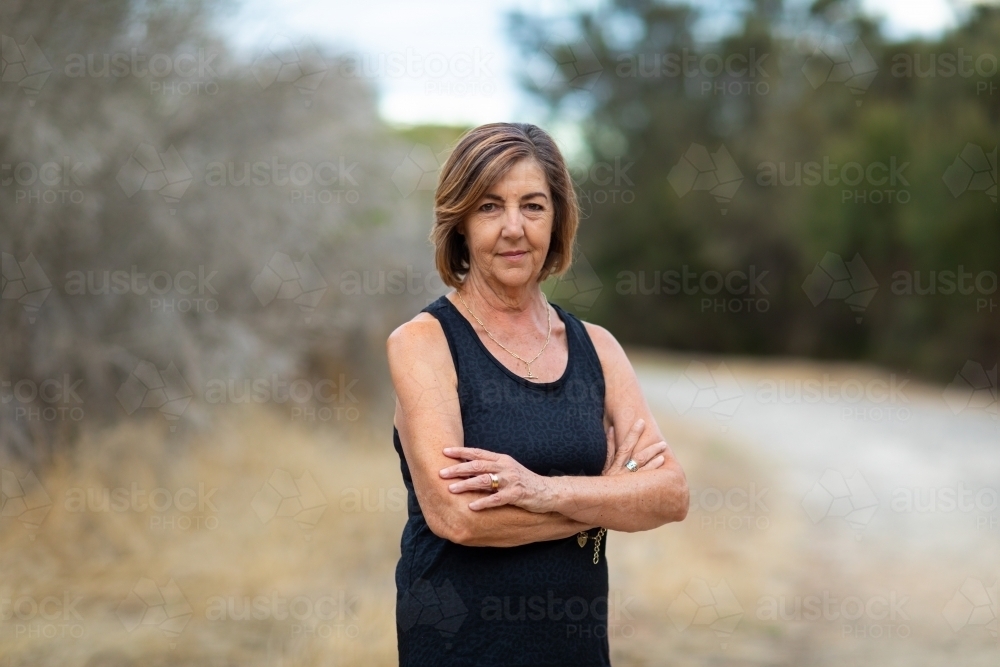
[393,295,611,667]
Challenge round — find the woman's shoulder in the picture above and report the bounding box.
[386,300,451,367]
[580,320,630,371]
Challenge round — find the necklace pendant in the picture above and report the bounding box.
[577,532,588,548]
[525,365,536,380]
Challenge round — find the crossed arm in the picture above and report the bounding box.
[387,314,688,548]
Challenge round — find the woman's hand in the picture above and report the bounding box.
[439,447,557,513]
[439,418,670,513]
[602,418,668,476]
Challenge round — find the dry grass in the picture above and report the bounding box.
[1,356,997,666]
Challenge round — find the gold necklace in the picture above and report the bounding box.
[456,290,552,380]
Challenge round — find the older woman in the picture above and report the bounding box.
[387,123,688,667]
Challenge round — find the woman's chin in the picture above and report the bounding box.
[491,267,539,289]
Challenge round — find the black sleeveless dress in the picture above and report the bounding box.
[393,295,611,667]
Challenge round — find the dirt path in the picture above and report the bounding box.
[603,352,1000,665]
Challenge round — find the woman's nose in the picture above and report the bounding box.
[501,205,525,237]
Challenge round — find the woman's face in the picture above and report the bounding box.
[462,158,554,291]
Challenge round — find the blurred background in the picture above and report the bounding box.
[0,0,997,664]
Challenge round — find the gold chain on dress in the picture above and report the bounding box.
[577,527,607,564]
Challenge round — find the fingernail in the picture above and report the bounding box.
[443,447,453,453]
[449,484,458,491]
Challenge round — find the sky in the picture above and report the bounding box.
[222,0,989,127]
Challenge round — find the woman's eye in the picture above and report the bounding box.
[526,203,543,211]
[480,203,496,212]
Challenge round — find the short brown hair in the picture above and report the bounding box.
[431,123,579,288]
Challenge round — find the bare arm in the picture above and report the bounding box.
[387,314,596,547]
[545,323,688,531]
[441,323,689,532]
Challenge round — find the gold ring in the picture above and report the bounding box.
[489,472,499,492]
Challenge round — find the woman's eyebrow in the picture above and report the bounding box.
[480,192,550,201]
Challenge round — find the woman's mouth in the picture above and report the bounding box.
[499,250,528,260]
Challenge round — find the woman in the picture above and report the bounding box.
[387,122,689,667]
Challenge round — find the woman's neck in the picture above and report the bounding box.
[458,272,547,322]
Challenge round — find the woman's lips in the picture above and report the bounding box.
[499,250,528,259]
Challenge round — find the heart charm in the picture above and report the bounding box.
[577,533,588,548]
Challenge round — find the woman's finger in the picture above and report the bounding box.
[447,473,495,494]
[442,446,502,461]
[635,441,668,467]
[602,425,616,472]
[610,419,640,466]
[442,446,506,463]
[468,490,511,511]
[642,454,665,470]
[617,418,645,462]
[439,459,500,478]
